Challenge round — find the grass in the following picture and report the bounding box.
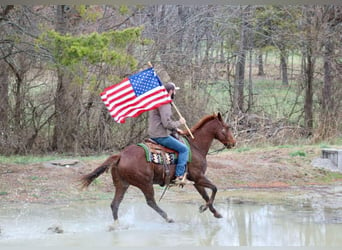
[1,137,341,165]
[0,154,108,165]
[234,147,252,153]
[289,150,306,157]
[30,176,48,181]
[205,77,304,124]
[316,170,342,183]
[0,155,60,164]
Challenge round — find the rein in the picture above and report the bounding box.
[184,134,226,155]
[208,146,226,155]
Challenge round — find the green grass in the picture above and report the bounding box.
[235,147,252,153]
[30,176,48,181]
[204,77,304,125]
[316,170,342,183]
[0,154,108,165]
[0,155,59,164]
[289,150,306,157]
[277,145,292,149]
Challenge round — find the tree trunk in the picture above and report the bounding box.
[280,49,289,85]
[322,38,334,112]
[0,6,14,152]
[233,7,248,114]
[319,31,335,138]
[248,50,253,112]
[51,5,80,153]
[6,59,24,130]
[0,63,9,135]
[303,46,314,133]
[257,52,265,76]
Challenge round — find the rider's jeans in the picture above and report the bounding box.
[151,136,189,177]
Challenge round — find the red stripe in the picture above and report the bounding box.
[116,98,171,123]
[107,88,168,114]
[112,89,169,115]
[107,93,136,113]
[100,78,129,96]
[114,93,171,122]
[101,81,132,104]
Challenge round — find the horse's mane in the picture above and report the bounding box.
[183,114,218,136]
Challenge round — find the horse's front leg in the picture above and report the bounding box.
[194,176,222,218]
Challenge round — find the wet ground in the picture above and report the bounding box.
[1,147,342,246]
[1,195,341,247]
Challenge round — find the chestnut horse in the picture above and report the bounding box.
[80,112,236,223]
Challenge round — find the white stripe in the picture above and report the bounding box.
[109,87,167,115]
[113,94,170,122]
[101,80,131,103]
[106,91,135,110]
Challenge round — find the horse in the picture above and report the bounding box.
[80,112,236,223]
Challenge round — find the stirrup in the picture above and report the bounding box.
[173,173,193,187]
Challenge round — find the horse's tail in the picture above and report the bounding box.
[80,154,120,189]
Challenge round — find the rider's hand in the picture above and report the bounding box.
[176,128,185,135]
[179,117,186,125]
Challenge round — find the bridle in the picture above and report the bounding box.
[208,146,227,155]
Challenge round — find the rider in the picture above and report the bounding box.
[148,82,189,184]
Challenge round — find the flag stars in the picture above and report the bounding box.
[130,69,162,96]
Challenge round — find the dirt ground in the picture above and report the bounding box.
[1,145,342,206]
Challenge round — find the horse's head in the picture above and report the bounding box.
[214,113,236,149]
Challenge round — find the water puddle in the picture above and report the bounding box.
[0,200,341,246]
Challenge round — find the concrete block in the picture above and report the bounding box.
[322,148,342,171]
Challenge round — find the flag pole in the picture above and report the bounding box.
[171,102,194,139]
[148,62,194,139]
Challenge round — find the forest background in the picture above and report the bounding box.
[0,5,341,155]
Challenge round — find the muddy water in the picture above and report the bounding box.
[0,199,341,247]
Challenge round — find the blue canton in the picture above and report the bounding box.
[129,68,163,96]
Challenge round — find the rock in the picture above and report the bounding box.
[311,158,341,173]
[43,159,84,168]
[47,225,64,234]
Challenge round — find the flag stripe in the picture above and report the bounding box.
[100,68,172,123]
[113,89,171,122]
[100,79,132,105]
[112,88,169,120]
[109,87,168,115]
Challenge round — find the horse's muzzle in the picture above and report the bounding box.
[225,140,236,149]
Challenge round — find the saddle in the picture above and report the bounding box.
[137,137,191,165]
[137,137,191,188]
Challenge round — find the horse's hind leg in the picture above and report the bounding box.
[111,182,129,222]
[141,185,174,223]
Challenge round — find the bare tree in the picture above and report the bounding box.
[1,5,341,155]
[0,6,14,152]
[233,6,249,114]
[318,5,342,138]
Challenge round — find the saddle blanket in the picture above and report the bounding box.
[137,137,191,165]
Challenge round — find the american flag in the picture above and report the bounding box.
[100,67,172,123]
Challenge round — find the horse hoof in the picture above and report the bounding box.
[166,218,175,223]
[199,204,208,213]
[214,213,223,219]
[108,220,129,231]
[108,223,117,231]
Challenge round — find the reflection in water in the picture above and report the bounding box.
[211,203,341,246]
[0,200,341,246]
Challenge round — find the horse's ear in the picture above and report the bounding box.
[217,112,222,121]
